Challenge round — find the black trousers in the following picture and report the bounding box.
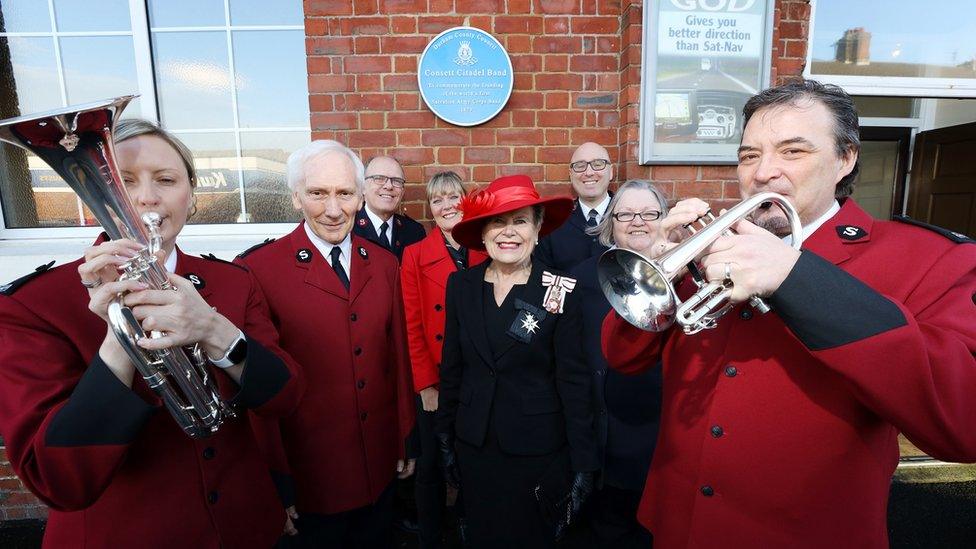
[281,482,395,549]
[586,483,653,549]
[415,396,446,549]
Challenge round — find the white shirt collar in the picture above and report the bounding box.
[364,204,394,241]
[783,200,841,244]
[579,194,611,222]
[164,249,177,273]
[303,222,352,275]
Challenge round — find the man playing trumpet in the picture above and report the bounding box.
[602,80,976,548]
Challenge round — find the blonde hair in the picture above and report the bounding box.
[114,119,197,188]
[425,171,466,202]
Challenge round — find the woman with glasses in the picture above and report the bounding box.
[568,179,671,548]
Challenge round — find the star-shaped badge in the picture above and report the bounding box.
[521,312,539,335]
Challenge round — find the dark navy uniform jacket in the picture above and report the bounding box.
[535,199,609,272]
[353,207,426,262]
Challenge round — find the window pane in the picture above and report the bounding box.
[59,36,141,113]
[810,1,976,79]
[230,0,303,26]
[0,0,52,32]
[0,37,61,117]
[148,0,225,28]
[174,132,243,224]
[852,96,916,118]
[153,32,234,130]
[932,98,976,128]
[233,30,309,128]
[240,131,308,223]
[53,0,131,32]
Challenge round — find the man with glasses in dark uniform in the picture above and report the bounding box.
[354,156,426,262]
[535,142,614,271]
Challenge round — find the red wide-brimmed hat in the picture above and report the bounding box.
[451,175,574,251]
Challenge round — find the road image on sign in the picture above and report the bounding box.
[418,27,514,127]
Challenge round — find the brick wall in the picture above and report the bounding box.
[0,0,811,526]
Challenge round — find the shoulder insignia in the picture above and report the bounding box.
[358,217,368,227]
[237,237,277,259]
[1,261,56,296]
[892,216,974,244]
[202,253,248,271]
[835,225,868,241]
[296,248,313,263]
[358,246,368,259]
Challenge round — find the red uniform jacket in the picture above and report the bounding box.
[602,199,976,548]
[237,224,415,514]
[0,249,303,549]
[400,230,487,392]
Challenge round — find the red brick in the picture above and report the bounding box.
[382,35,429,54]
[312,113,358,130]
[536,0,581,14]
[422,129,470,146]
[307,0,354,15]
[494,16,545,34]
[398,130,421,147]
[468,16,492,32]
[513,147,536,163]
[497,128,544,146]
[535,73,583,90]
[723,181,743,199]
[472,165,497,182]
[506,35,533,53]
[308,74,356,92]
[544,16,570,34]
[533,36,582,54]
[338,93,395,111]
[545,92,569,110]
[571,128,616,145]
[778,21,805,40]
[418,16,465,34]
[538,110,583,127]
[354,0,378,14]
[393,147,436,165]
[471,129,496,145]
[388,111,435,128]
[538,146,574,163]
[437,147,462,164]
[383,74,419,90]
[430,0,454,11]
[309,37,354,55]
[701,165,738,180]
[570,54,617,72]
[360,112,386,129]
[597,36,620,53]
[545,129,569,145]
[343,56,390,74]
[784,40,807,59]
[305,18,329,36]
[306,57,333,74]
[340,16,391,35]
[355,36,381,54]
[358,74,383,91]
[499,164,545,180]
[675,181,725,200]
[308,95,334,111]
[391,16,417,33]
[395,56,418,72]
[509,0,532,13]
[785,1,812,21]
[465,147,511,164]
[379,0,427,13]
[395,93,419,110]
[652,165,698,180]
[596,73,620,91]
[511,110,536,127]
[596,111,620,127]
[571,16,617,34]
[512,55,543,72]
[775,57,806,76]
[543,55,568,72]
[456,0,505,12]
[513,72,534,90]
[507,92,544,110]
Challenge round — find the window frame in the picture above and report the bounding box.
[804,0,976,98]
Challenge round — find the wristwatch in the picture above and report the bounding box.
[211,330,247,369]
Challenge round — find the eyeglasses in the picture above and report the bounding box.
[366,174,406,188]
[612,211,662,222]
[569,159,610,173]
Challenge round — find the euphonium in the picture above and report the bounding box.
[597,192,804,335]
[0,96,234,438]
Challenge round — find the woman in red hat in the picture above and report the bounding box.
[434,175,598,547]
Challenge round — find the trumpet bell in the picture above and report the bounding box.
[598,248,677,331]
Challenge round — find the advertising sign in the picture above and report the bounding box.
[418,27,514,127]
[640,0,774,164]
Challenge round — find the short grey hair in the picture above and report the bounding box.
[426,171,466,202]
[588,180,670,247]
[286,140,365,193]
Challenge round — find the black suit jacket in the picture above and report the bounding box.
[570,256,661,491]
[436,260,598,472]
[353,207,426,263]
[534,198,610,272]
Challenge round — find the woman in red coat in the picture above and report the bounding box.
[400,171,487,548]
[0,119,302,548]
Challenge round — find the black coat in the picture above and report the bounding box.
[436,260,598,473]
[352,207,426,262]
[569,255,661,490]
[534,199,609,272]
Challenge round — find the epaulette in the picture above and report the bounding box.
[237,238,277,259]
[202,253,248,271]
[0,260,56,296]
[892,216,975,244]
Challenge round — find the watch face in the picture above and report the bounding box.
[227,337,248,364]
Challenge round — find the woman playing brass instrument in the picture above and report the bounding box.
[0,119,303,548]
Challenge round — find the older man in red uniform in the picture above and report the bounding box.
[602,80,976,548]
[238,140,415,548]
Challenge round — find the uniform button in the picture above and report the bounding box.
[434,304,443,311]
[739,308,753,320]
[596,370,604,376]
[350,313,357,321]
[701,485,714,497]
[357,380,366,389]
[435,334,443,341]
[711,425,724,438]
[208,491,219,504]
[725,366,737,377]
[488,369,496,377]
[354,347,362,356]
[203,447,216,460]
[360,412,368,421]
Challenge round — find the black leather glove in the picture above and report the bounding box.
[568,471,594,522]
[436,433,461,488]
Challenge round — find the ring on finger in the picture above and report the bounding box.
[81,278,102,289]
[724,262,732,281]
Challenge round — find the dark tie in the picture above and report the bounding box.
[329,246,349,291]
[586,210,599,228]
[378,221,391,249]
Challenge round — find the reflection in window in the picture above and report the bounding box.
[810,1,976,79]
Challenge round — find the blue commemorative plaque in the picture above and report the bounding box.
[418,27,514,127]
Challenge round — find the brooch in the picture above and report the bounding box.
[541,271,576,314]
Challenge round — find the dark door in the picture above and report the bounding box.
[852,127,911,220]
[907,121,976,238]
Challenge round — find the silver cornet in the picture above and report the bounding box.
[0,97,234,438]
[597,192,803,335]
